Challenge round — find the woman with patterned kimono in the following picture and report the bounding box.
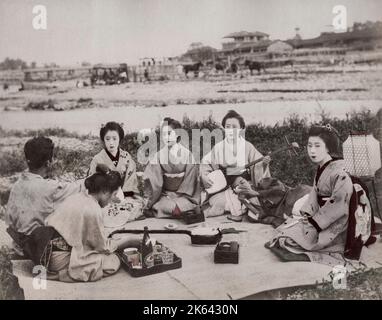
[89,121,139,197]
[266,125,357,266]
[200,110,271,221]
[143,117,200,218]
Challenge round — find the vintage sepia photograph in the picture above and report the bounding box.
[1,0,382,304]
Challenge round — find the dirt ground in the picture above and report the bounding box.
[1,65,382,111]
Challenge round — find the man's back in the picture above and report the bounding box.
[5,172,82,235]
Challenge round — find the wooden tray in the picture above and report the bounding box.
[118,245,182,277]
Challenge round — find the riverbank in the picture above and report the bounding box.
[1,66,382,112]
[1,100,381,135]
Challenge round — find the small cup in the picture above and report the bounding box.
[144,254,154,268]
[124,248,140,267]
[153,253,163,265]
[153,244,163,253]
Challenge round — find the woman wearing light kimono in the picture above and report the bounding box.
[143,117,200,218]
[46,165,140,282]
[89,121,139,197]
[266,125,355,265]
[200,110,271,221]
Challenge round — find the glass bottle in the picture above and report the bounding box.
[141,226,154,268]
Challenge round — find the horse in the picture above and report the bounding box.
[214,62,226,72]
[244,60,266,75]
[213,61,238,74]
[183,61,203,78]
[226,62,238,74]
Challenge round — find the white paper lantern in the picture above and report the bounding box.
[343,133,381,177]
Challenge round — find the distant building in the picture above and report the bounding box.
[222,31,270,50]
[135,57,181,81]
[221,31,270,54]
[219,31,271,58]
[140,58,156,67]
[174,22,382,68]
[287,26,382,50]
[23,66,92,81]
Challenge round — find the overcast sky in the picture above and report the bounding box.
[1,0,382,66]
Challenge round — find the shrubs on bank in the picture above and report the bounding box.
[0,247,25,300]
[121,108,380,187]
[0,108,380,187]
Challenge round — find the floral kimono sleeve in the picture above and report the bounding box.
[310,171,353,230]
[122,156,139,194]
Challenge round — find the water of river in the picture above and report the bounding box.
[0,100,381,135]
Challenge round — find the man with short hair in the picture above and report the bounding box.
[5,137,84,258]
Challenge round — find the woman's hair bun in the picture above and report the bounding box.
[95,163,111,174]
[85,164,122,194]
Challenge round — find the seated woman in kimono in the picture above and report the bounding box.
[46,165,140,282]
[266,125,356,265]
[89,121,139,198]
[5,137,84,258]
[143,117,200,218]
[200,110,271,221]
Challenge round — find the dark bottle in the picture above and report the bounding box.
[141,226,154,268]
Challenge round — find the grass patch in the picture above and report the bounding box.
[0,149,26,176]
[51,146,97,180]
[0,246,25,300]
[0,108,380,186]
[0,126,96,139]
[24,100,55,111]
[286,266,382,300]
